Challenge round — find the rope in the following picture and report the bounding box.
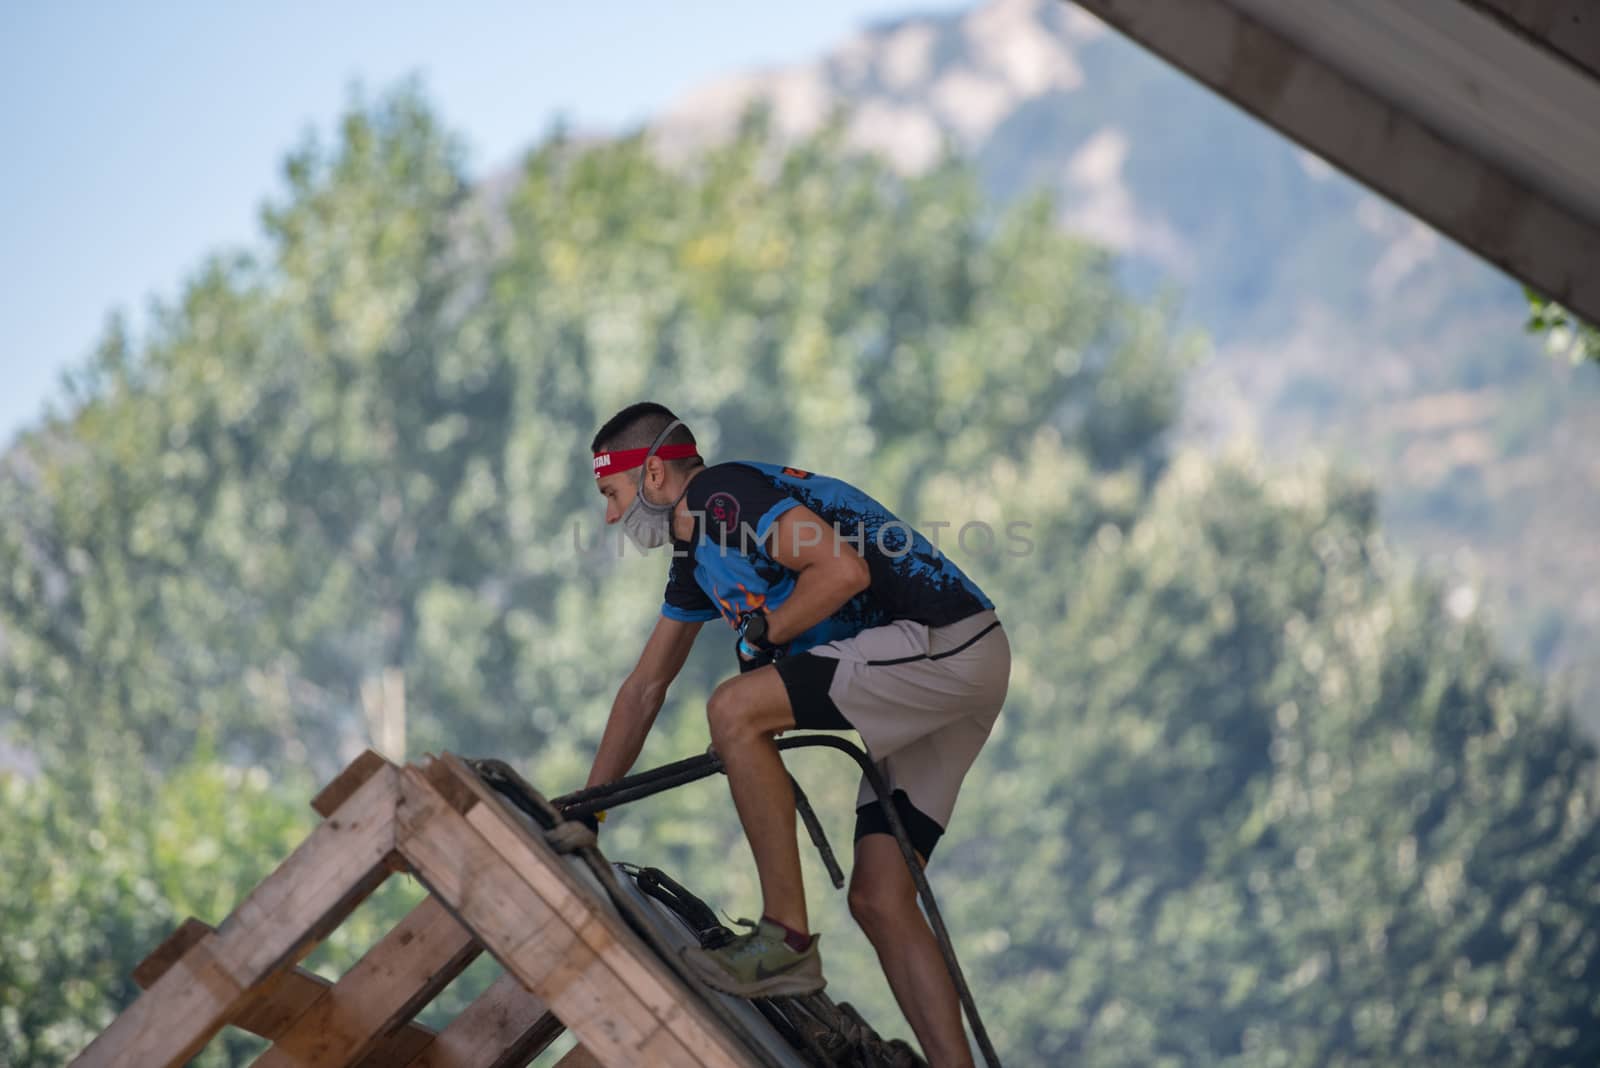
[789,773,845,890]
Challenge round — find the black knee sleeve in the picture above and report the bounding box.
[854,789,945,860]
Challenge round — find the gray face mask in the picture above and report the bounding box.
[620,420,689,551]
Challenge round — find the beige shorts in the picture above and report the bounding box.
[775,610,1010,857]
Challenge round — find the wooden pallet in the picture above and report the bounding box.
[71,751,756,1068]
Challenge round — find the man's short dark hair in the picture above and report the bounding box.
[591,402,702,473]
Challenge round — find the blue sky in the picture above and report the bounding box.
[0,1,965,448]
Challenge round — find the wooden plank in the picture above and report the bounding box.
[252,894,479,1068]
[231,967,331,1041]
[132,918,211,989]
[71,932,246,1068]
[402,971,563,1068]
[395,767,751,1068]
[132,919,322,1039]
[135,919,315,1040]
[551,1045,603,1068]
[420,758,756,1068]
[352,1020,437,1068]
[422,754,483,815]
[435,757,591,931]
[431,755,741,1061]
[71,765,402,1068]
[132,916,443,1050]
[490,1013,566,1068]
[312,750,393,818]
[464,809,677,1015]
[220,764,402,982]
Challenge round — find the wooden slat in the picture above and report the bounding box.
[422,755,483,815]
[551,1045,603,1068]
[132,918,211,989]
[232,967,331,1041]
[492,1014,566,1068]
[352,1019,438,1068]
[312,750,392,818]
[403,971,563,1068]
[252,894,479,1068]
[71,763,402,1068]
[221,761,403,983]
[395,764,752,1068]
[133,916,443,1050]
[133,918,324,1039]
[75,932,244,1068]
[436,758,590,933]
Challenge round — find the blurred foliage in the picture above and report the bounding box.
[0,752,424,1067]
[1524,288,1600,366]
[2,86,1597,1066]
[0,88,1179,785]
[935,452,1600,1064]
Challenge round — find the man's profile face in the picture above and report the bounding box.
[596,470,636,526]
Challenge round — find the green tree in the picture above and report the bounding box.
[0,752,427,1068]
[0,94,1181,781]
[921,451,1600,1065]
[5,85,1595,1067]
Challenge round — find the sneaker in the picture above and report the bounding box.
[679,918,826,997]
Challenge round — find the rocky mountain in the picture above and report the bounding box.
[652,0,1600,720]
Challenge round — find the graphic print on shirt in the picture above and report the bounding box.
[660,461,993,656]
[704,491,741,535]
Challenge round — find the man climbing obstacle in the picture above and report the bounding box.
[578,402,1009,1068]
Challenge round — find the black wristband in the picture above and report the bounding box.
[735,637,778,672]
[739,608,773,650]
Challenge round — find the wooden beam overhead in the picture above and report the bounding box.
[1071,0,1600,324]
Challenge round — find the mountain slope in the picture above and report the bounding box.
[652,0,1600,718]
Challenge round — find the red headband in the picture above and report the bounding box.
[593,443,700,479]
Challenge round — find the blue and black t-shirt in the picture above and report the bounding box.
[661,461,993,655]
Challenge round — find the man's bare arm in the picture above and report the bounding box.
[585,615,703,789]
[760,505,872,646]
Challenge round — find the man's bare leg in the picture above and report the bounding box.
[706,667,807,931]
[849,834,974,1068]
